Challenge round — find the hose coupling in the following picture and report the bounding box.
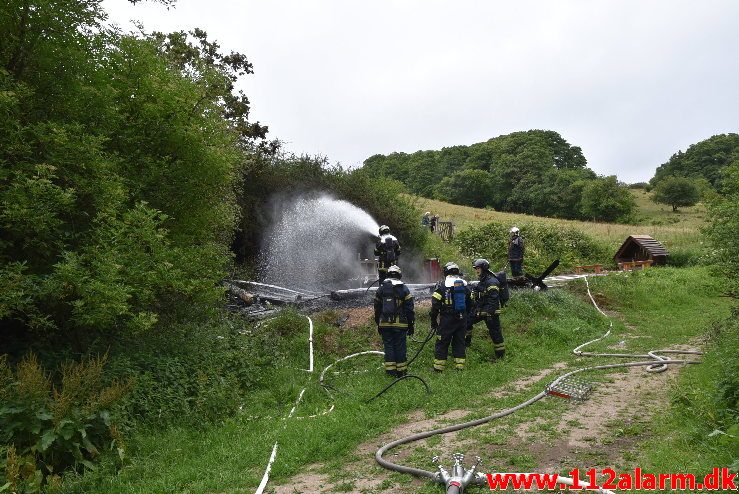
[433,453,482,493]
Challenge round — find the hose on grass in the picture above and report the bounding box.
[374,274,703,493]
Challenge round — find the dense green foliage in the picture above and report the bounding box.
[0,0,278,486]
[650,133,739,191]
[703,163,739,297]
[579,175,636,222]
[362,130,635,222]
[651,176,701,211]
[454,221,611,274]
[0,1,269,351]
[433,169,495,208]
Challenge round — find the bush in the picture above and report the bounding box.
[454,221,611,274]
[106,311,305,426]
[665,248,703,267]
[703,162,739,297]
[0,354,129,492]
[580,176,636,222]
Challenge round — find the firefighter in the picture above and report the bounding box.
[374,265,415,377]
[431,262,473,371]
[374,225,401,283]
[508,226,524,277]
[421,211,431,228]
[468,258,505,359]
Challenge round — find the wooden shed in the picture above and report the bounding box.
[614,235,669,266]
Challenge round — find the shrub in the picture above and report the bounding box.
[454,221,611,273]
[580,176,636,222]
[106,312,299,426]
[0,354,129,492]
[665,248,703,267]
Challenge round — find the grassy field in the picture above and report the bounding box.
[52,194,731,494]
[628,187,708,228]
[412,189,706,258]
[56,267,734,494]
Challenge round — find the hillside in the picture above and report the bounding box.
[413,188,705,259]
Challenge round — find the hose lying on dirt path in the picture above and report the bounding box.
[374,274,703,492]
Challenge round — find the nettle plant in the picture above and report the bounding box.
[0,354,129,492]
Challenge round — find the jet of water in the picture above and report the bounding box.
[259,194,380,290]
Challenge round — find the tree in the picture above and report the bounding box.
[0,0,267,348]
[580,176,635,222]
[433,169,495,208]
[651,176,701,211]
[651,134,739,191]
[361,129,595,218]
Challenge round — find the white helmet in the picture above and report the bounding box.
[387,265,402,279]
[443,262,460,276]
[510,226,520,234]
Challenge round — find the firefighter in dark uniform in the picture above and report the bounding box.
[374,265,415,377]
[508,226,524,277]
[431,262,473,371]
[469,258,505,359]
[374,225,401,283]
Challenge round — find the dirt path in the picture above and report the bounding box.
[272,307,700,493]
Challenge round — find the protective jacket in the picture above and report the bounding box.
[375,234,401,264]
[508,235,524,261]
[431,275,473,371]
[430,276,473,328]
[374,278,415,329]
[472,271,501,316]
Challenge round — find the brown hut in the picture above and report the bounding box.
[614,235,669,266]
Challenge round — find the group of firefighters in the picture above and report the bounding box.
[373,225,525,377]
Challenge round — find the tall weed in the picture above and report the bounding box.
[0,354,129,492]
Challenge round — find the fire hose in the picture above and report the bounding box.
[373,275,702,493]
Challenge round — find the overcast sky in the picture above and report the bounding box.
[102,0,739,183]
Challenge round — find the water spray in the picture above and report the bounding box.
[259,194,379,290]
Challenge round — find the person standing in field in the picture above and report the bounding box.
[508,226,524,277]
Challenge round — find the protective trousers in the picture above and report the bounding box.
[434,315,466,371]
[510,260,523,277]
[484,314,505,358]
[468,313,505,358]
[379,327,407,376]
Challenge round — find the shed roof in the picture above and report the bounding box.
[614,235,669,260]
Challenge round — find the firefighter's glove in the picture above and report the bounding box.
[407,324,414,336]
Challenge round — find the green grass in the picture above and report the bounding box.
[628,188,708,228]
[55,266,733,494]
[637,314,738,478]
[413,193,704,263]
